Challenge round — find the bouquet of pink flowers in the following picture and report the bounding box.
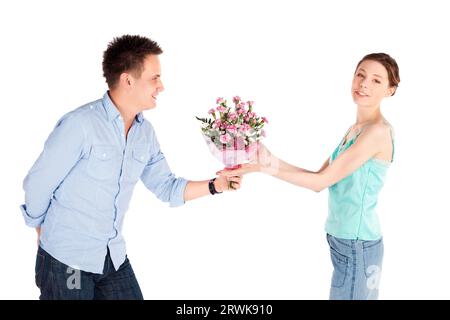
[196,96,268,170]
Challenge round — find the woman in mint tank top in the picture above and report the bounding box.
[218,53,400,300]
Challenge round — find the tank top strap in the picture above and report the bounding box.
[353,123,370,140]
[339,126,353,148]
[381,120,395,162]
[389,124,395,162]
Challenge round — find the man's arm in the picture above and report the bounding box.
[140,132,241,206]
[183,176,241,201]
[20,113,87,228]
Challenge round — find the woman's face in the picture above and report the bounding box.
[351,59,395,108]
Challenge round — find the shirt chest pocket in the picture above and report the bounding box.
[87,145,121,180]
[126,146,150,182]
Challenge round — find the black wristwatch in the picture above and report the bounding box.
[208,178,222,195]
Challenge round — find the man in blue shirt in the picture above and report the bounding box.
[20,35,242,299]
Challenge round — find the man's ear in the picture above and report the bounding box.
[119,73,132,87]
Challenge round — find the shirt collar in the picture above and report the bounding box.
[102,91,144,124]
[135,112,144,123]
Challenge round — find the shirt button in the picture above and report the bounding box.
[140,156,144,160]
[102,153,107,157]
[90,105,93,109]
[118,116,122,120]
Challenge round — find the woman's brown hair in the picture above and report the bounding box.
[356,53,400,96]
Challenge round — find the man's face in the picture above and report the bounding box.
[130,54,164,110]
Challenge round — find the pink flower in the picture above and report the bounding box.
[213,119,222,128]
[237,108,246,115]
[233,96,241,104]
[240,123,251,133]
[220,133,232,144]
[247,101,254,107]
[227,124,238,134]
[216,97,224,104]
[208,108,215,115]
[247,111,256,118]
[262,116,269,123]
[228,112,238,121]
[238,102,246,109]
[216,106,227,113]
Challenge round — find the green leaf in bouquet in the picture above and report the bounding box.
[195,116,209,123]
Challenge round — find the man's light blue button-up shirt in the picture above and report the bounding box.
[20,92,188,273]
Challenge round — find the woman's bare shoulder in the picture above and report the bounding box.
[362,121,392,140]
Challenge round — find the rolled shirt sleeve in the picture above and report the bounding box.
[140,130,188,207]
[20,113,87,227]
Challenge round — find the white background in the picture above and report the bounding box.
[1,0,449,299]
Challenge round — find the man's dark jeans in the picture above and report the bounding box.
[35,246,144,300]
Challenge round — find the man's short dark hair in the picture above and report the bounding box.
[102,35,163,89]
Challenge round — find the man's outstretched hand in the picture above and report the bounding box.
[214,175,242,192]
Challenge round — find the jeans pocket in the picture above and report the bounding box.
[35,251,46,288]
[363,239,384,291]
[327,235,349,288]
[329,246,348,288]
